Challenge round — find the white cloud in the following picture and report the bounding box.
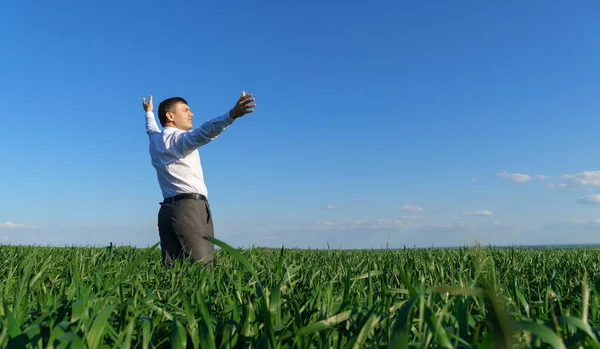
[496,171,549,183]
[323,205,335,210]
[497,171,533,183]
[402,204,423,212]
[3,218,600,250]
[547,183,571,189]
[561,171,600,187]
[0,221,35,229]
[313,219,412,231]
[495,170,600,191]
[576,194,600,205]
[460,210,495,216]
[402,216,424,220]
[533,170,600,189]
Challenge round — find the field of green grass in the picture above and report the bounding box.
[1,238,600,348]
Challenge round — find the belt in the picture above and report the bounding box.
[162,193,207,204]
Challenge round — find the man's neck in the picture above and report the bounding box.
[163,123,184,130]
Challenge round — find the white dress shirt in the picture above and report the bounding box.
[145,111,234,199]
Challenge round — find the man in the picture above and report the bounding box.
[142,92,256,268]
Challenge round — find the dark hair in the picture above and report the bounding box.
[158,97,188,126]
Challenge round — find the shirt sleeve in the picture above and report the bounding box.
[145,111,161,135]
[171,112,235,156]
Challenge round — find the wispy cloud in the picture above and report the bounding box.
[313,219,412,231]
[402,216,424,220]
[2,218,599,250]
[498,170,600,190]
[547,183,571,189]
[576,194,600,205]
[496,171,548,183]
[460,210,495,216]
[323,205,335,210]
[0,221,35,229]
[401,204,423,212]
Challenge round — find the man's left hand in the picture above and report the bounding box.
[229,91,256,119]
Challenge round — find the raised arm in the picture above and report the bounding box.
[142,95,161,134]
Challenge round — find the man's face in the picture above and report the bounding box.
[167,102,194,130]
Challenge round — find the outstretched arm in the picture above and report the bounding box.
[173,112,235,153]
[142,95,161,134]
[170,91,256,156]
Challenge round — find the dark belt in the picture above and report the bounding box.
[162,193,207,204]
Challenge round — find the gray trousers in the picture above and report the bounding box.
[157,197,214,268]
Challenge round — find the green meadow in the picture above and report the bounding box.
[1,239,600,348]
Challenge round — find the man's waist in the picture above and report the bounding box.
[161,192,207,204]
[155,174,208,201]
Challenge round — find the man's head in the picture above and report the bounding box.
[158,97,194,130]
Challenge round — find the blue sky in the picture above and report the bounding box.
[2,1,600,249]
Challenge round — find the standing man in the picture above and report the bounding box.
[142,92,256,268]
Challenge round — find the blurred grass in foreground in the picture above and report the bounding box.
[1,239,600,348]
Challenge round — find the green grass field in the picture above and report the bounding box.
[1,238,600,348]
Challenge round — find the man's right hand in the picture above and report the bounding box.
[143,95,153,112]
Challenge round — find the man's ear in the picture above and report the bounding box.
[165,111,174,122]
